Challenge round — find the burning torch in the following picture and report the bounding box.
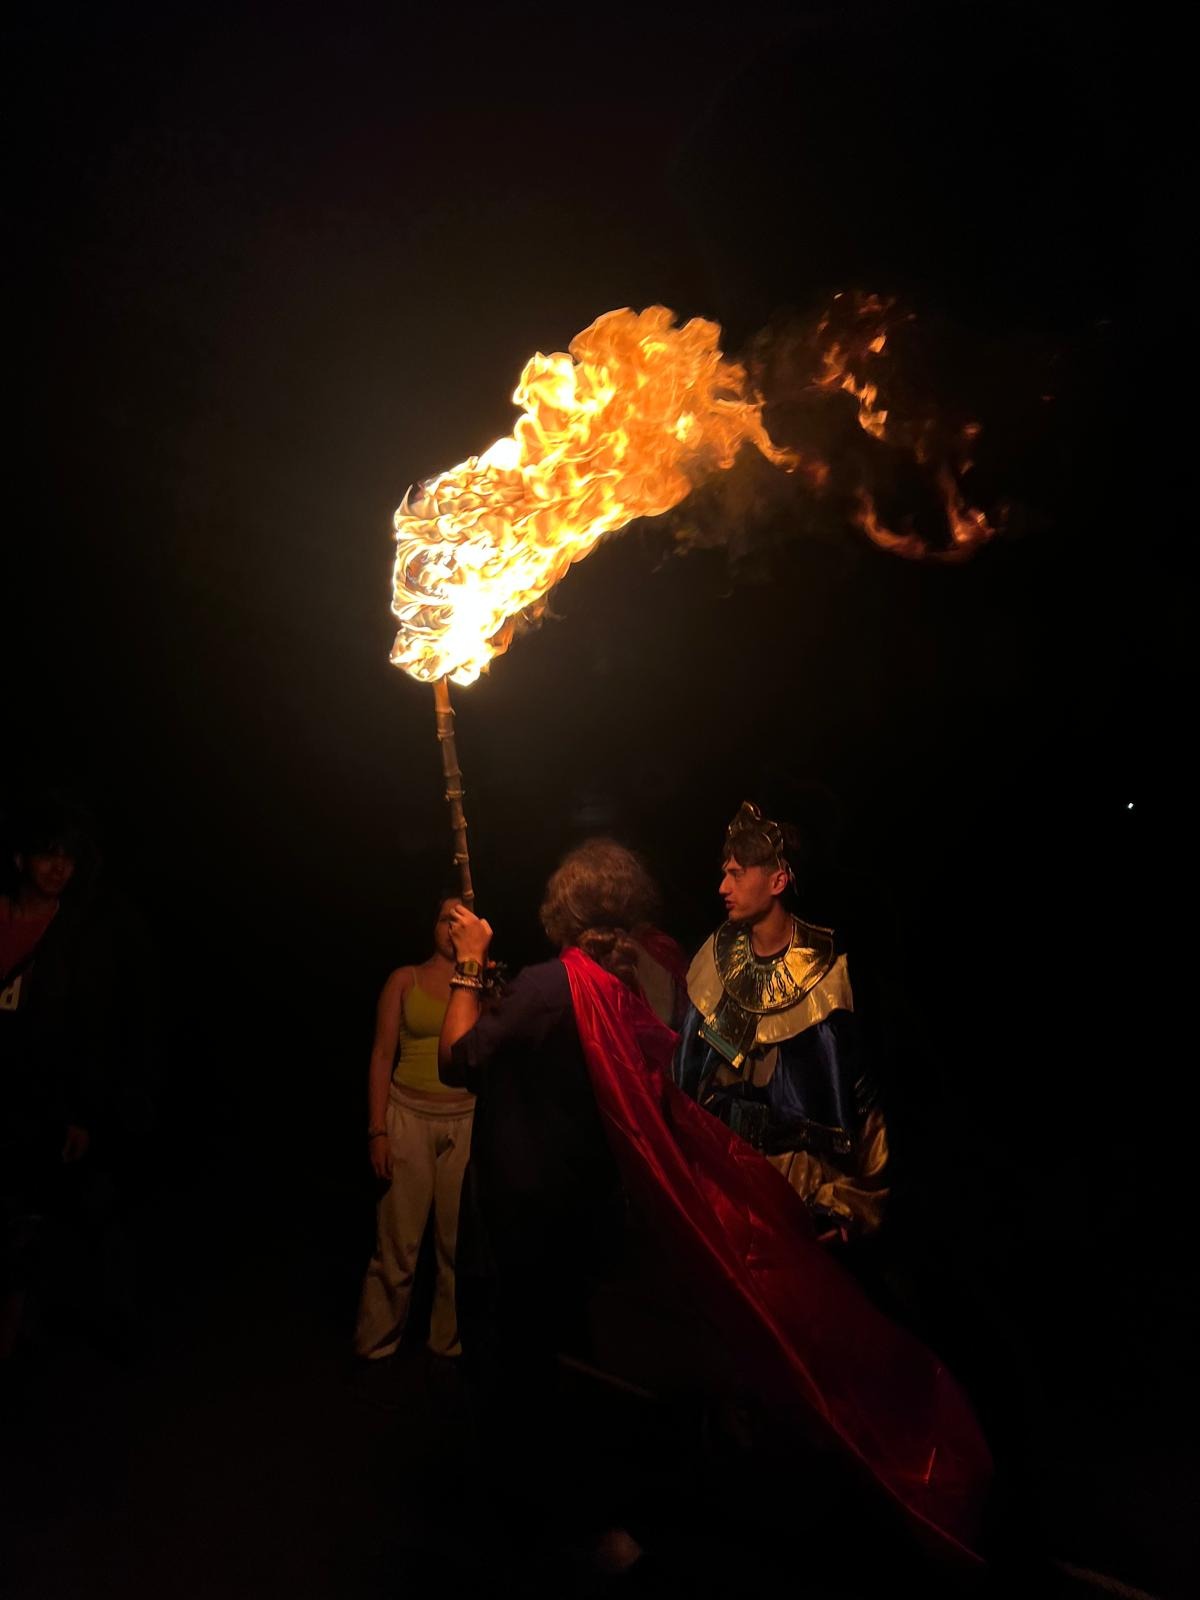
[431,676,474,907]
[388,298,995,899]
[388,305,793,901]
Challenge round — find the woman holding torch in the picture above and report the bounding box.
[438,839,665,1576]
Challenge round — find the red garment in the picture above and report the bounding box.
[561,945,992,1564]
[634,925,689,989]
[0,906,54,984]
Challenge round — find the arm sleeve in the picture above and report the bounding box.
[767,1011,891,1239]
[449,963,567,1093]
[804,1102,890,1237]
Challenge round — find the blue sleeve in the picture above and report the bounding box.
[672,1002,722,1099]
[765,1010,867,1133]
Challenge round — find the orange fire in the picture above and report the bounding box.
[390,296,1000,685]
[815,293,893,440]
[390,306,793,685]
[813,292,998,562]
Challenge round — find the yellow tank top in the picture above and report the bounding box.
[392,978,457,1096]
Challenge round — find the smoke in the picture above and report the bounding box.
[659,291,1061,573]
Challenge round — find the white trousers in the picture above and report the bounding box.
[355,1084,473,1359]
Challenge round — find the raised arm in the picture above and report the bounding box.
[437,906,493,1088]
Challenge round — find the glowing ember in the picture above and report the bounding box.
[816,293,893,439]
[390,306,792,685]
[812,292,998,562]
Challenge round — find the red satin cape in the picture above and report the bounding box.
[561,946,992,1563]
[634,925,689,989]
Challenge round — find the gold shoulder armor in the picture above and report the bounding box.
[713,916,836,1014]
[687,918,850,1070]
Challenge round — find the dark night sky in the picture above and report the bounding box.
[6,7,1194,1587]
[5,6,1170,1158]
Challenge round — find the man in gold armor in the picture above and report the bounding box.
[673,803,888,1242]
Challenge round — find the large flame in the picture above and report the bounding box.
[390,306,791,685]
[390,297,1001,685]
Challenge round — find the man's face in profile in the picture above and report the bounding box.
[719,854,786,925]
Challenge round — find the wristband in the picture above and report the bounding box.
[367,1128,387,1140]
[454,959,483,979]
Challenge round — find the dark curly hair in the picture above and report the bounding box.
[540,838,659,992]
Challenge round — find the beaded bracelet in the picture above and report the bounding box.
[450,974,484,992]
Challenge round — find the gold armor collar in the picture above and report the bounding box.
[712,916,836,1014]
[687,917,847,1070]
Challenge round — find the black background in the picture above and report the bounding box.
[4,3,1187,1591]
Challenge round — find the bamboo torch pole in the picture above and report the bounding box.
[432,677,475,908]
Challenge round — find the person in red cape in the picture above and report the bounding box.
[439,837,991,1574]
[438,838,668,1578]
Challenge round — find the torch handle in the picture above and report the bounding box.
[432,677,475,908]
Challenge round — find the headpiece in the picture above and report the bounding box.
[725,800,796,888]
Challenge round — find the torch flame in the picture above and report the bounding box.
[390,306,791,685]
[813,292,998,561]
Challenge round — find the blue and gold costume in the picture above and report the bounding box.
[673,912,889,1237]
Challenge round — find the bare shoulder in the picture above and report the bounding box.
[379,965,416,1006]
